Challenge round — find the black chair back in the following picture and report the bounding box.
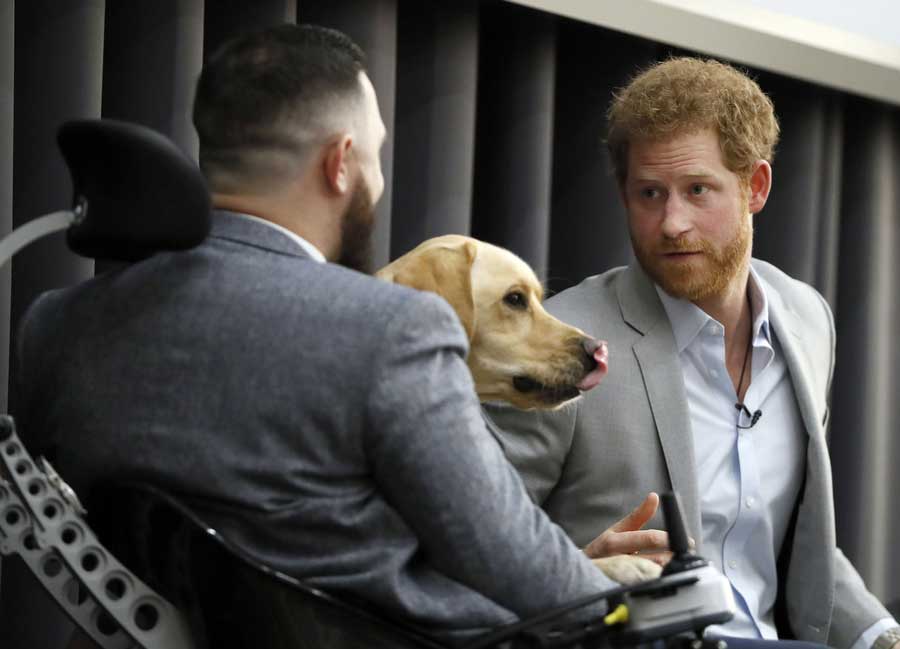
[87,483,451,649]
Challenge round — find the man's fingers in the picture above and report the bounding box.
[610,492,660,533]
[636,551,673,566]
[603,529,669,555]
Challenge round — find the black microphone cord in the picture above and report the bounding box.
[734,288,762,429]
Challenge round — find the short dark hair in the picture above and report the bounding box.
[193,23,366,192]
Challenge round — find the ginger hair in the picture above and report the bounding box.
[607,57,780,186]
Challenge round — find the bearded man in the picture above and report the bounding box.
[485,57,900,649]
[14,24,636,645]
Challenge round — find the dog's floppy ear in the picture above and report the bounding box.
[380,241,476,340]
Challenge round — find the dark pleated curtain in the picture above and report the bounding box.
[391,0,480,255]
[831,98,900,600]
[471,1,556,278]
[2,1,899,646]
[3,2,104,646]
[104,0,206,157]
[300,0,399,268]
[0,0,13,414]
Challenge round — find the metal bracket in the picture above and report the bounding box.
[0,415,197,649]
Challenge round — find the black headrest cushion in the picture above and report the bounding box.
[57,119,211,262]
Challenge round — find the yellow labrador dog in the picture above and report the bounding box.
[377,235,661,585]
[377,234,607,410]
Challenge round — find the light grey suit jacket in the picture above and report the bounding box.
[15,211,616,643]
[485,260,890,648]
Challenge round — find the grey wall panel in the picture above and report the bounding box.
[471,2,556,280]
[103,0,205,157]
[300,0,398,269]
[391,0,479,258]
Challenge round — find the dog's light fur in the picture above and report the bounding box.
[377,235,661,585]
[378,235,598,410]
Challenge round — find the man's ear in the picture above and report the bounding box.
[747,160,772,214]
[322,135,353,195]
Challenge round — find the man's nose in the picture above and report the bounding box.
[660,194,692,239]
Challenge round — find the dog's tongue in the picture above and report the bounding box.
[577,342,609,391]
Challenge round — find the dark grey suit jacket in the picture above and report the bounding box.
[485,261,890,648]
[15,211,616,643]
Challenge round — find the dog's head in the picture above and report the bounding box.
[376,235,607,410]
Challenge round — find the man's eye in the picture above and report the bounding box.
[503,292,527,309]
[640,188,659,199]
[690,184,708,196]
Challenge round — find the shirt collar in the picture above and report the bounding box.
[228,212,327,263]
[655,265,772,353]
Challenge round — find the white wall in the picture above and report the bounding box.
[747,0,900,48]
[506,0,900,106]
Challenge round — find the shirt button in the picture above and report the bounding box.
[746,497,755,509]
[728,560,738,569]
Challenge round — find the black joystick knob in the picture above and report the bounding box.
[661,491,706,575]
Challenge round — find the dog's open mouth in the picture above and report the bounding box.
[512,376,581,404]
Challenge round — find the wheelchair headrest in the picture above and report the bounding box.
[57,119,211,262]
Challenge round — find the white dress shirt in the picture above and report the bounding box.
[657,267,805,639]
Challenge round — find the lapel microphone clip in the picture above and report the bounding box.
[735,402,762,429]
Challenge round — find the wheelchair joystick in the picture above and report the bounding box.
[661,492,706,576]
[614,492,736,648]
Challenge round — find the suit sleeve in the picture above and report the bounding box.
[481,399,578,507]
[829,548,893,649]
[365,292,616,619]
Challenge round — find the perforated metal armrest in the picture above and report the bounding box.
[0,415,196,649]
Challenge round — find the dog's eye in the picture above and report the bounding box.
[503,291,528,310]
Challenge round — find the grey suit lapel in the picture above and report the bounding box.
[617,264,702,544]
[755,268,820,440]
[752,264,834,636]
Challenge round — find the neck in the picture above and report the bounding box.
[693,265,751,344]
[697,266,754,400]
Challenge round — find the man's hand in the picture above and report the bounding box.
[583,492,678,566]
